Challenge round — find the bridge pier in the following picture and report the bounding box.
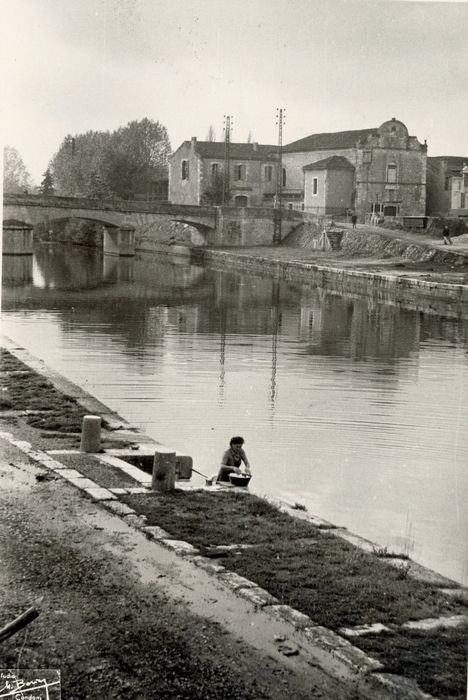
[2,220,34,255]
[102,223,136,256]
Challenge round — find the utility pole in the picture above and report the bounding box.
[273,107,285,244]
[223,115,233,206]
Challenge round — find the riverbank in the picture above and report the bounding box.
[1,342,467,698]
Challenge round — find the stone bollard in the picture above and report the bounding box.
[80,415,101,453]
[152,451,176,492]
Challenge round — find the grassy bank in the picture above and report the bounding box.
[0,348,92,433]
[120,489,467,699]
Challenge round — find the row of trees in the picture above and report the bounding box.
[4,119,251,200]
[3,118,171,201]
[50,118,171,199]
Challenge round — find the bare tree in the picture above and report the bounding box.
[3,146,33,193]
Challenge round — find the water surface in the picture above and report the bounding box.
[2,243,468,584]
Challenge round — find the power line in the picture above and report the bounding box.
[223,115,233,206]
[273,107,286,244]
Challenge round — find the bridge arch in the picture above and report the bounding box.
[2,205,123,229]
[170,218,212,245]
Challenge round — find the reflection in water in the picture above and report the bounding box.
[2,243,468,585]
[270,281,281,409]
[2,255,33,286]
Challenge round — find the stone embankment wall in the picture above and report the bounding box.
[284,221,468,268]
[187,247,468,318]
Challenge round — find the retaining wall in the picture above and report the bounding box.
[184,247,468,318]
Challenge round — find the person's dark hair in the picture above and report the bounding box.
[230,436,244,446]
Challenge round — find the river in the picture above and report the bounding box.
[2,243,468,585]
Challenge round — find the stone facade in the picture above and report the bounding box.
[450,164,468,217]
[426,156,468,217]
[169,138,278,207]
[283,119,427,220]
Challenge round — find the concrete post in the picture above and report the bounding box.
[152,451,176,492]
[80,415,101,453]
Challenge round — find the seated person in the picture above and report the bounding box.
[207,436,251,484]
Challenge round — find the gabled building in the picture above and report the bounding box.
[303,156,355,215]
[283,118,427,219]
[169,137,279,207]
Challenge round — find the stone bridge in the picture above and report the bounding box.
[2,194,304,253]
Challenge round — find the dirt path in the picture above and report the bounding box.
[0,438,371,699]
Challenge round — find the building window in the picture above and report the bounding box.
[387,189,396,201]
[211,163,219,177]
[264,165,273,182]
[312,178,318,195]
[387,163,397,183]
[444,177,450,191]
[461,193,466,208]
[181,160,189,180]
[235,164,245,181]
[282,168,287,187]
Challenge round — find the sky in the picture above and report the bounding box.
[1,0,467,184]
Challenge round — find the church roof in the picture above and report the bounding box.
[284,128,377,153]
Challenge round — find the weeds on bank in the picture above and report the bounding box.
[291,502,307,511]
[372,545,409,560]
[0,349,101,432]
[355,626,468,700]
[123,490,464,629]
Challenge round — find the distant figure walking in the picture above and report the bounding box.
[351,213,358,229]
[442,225,453,245]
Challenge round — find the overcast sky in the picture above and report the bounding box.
[1,0,467,183]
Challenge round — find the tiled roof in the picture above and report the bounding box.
[303,156,354,171]
[427,156,468,165]
[284,128,377,153]
[193,141,278,161]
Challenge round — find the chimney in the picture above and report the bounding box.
[191,136,197,148]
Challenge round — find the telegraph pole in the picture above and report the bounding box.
[223,115,233,205]
[273,107,285,244]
